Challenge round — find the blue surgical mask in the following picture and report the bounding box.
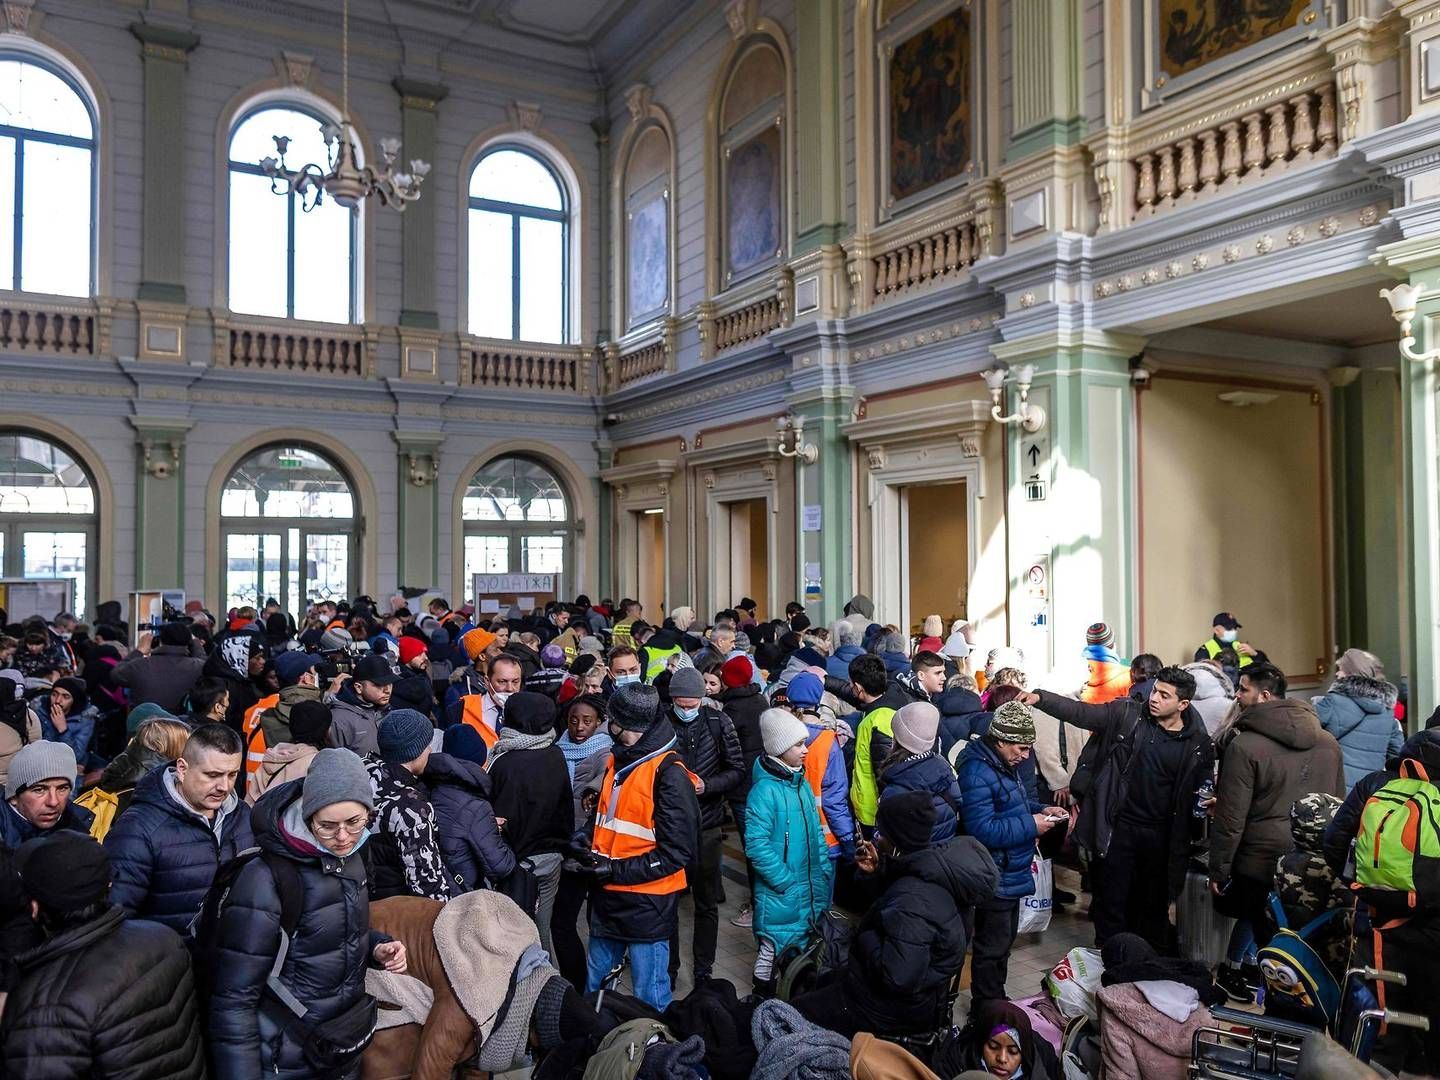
[614,673,641,687]
[674,705,700,724]
[1220,629,1238,644]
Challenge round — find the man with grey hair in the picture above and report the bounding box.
[827,620,865,680]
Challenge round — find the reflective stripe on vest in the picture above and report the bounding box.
[592,747,693,895]
[645,645,681,682]
[460,695,499,748]
[804,728,839,849]
[242,694,280,776]
[1202,638,1254,669]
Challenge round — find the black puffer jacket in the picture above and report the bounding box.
[589,716,701,943]
[671,704,745,831]
[207,778,388,1080]
[1,906,205,1078]
[843,837,998,1034]
[719,682,769,795]
[935,686,987,757]
[424,751,515,890]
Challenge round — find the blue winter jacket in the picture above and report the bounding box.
[1314,675,1406,792]
[745,756,832,955]
[0,796,94,848]
[826,644,865,681]
[879,752,962,844]
[104,764,254,933]
[35,693,99,759]
[424,751,516,891]
[956,738,1044,899]
[804,720,855,854]
[879,650,912,677]
[935,687,988,756]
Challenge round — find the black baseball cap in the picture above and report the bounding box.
[1212,612,1242,630]
[352,654,399,685]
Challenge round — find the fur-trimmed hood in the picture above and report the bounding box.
[1328,674,1398,710]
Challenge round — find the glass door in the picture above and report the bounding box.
[225,532,282,612]
[225,528,353,619]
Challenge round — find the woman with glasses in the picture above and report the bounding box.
[208,748,407,1079]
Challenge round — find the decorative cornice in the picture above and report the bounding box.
[609,367,787,423]
[599,458,678,485]
[130,21,200,61]
[393,77,449,110]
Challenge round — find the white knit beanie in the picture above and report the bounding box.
[759,707,809,758]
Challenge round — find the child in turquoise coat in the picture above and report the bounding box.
[746,708,833,996]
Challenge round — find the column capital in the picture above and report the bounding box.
[392,77,448,110]
[991,329,1147,367]
[129,21,199,62]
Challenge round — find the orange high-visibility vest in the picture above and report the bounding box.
[804,728,839,849]
[242,693,280,777]
[593,749,694,895]
[460,695,499,748]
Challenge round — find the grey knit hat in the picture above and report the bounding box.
[989,700,1037,745]
[376,709,433,764]
[607,682,659,732]
[892,701,940,755]
[478,963,559,1072]
[7,741,77,794]
[320,626,354,652]
[301,747,374,819]
[668,667,705,700]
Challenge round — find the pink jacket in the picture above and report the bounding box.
[246,742,319,805]
[1098,983,1211,1080]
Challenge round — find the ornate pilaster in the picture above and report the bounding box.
[393,79,448,329]
[130,417,192,589]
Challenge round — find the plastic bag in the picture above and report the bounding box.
[1017,855,1053,934]
[1044,947,1105,1023]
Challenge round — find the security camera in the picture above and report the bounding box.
[603,413,620,425]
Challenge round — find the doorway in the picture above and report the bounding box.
[722,497,770,618]
[902,481,968,637]
[634,508,666,616]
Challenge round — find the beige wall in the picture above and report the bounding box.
[1139,373,1329,681]
[907,480,969,635]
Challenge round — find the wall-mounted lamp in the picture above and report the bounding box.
[984,363,1047,432]
[1380,283,1438,362]
[776,414,818,464]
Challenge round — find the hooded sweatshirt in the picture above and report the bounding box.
[1210,697,1345,883]
[1313,674,1405,792]
[1181,662,1236,739]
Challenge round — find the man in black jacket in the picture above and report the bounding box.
[665,666,744,982]
[582,683,700,1010]
[2,831,205,1078]
[1023,665,1214,952]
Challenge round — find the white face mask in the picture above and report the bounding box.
[493,691,512,706]
[1220,629,1238,644]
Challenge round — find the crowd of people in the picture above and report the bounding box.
[0,594,1436,1079]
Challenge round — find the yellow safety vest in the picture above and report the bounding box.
[1203,638,1254,669]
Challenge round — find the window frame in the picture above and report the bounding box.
[0,53,98,297]
[467,144,570,343]
[226,102,360,324]
[0,428,99,619]
[460,453,573,600]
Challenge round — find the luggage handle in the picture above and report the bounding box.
[1345,965,1407,987]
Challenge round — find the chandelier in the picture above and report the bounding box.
[259,0,429,212]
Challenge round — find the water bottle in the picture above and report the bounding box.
[1194,778,1215,818]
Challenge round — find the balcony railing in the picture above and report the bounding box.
[216,316,370,376]
[606,318,677,390]
[0,293,106,356]
[461,338,590,393]
[699,268,794,357]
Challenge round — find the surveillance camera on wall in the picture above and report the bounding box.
[603,413,620,425]
[1129,366,1152,388]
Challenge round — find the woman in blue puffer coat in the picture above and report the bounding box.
[747,708,832,996]
[879,701,962,843]
[208,749,406,1080]
[1313,664,1404,792]
[423,748,516,891]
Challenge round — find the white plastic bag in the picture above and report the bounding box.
[1017,855,1053,934]
[1044,947,1105,1023]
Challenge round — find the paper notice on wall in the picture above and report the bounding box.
[803,562,821,582]
[802,504,822,532]
[479,599,501,614]
[516,597,535,611]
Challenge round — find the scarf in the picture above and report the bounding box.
[556,730,612,780]
[489,726,556,767]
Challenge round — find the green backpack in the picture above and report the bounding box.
[581,1019,677,1080]
[1353,758,1440,909]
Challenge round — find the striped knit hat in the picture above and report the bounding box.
[1085,622,1115,649]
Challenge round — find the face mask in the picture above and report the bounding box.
[674,705,700,724]
[493,691,512,706]
[55,631,71,641]
[1220,629,1238,644]
[614,673,641,687]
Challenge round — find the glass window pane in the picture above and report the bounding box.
[469,149,562,210]
[463,456,566,522]
[22,530,86,617]
[230,107,337,172]
[519,216,564,343]
[304,533,349,606]
[468,208,514,338]
[287,527,300,619]
[463,535,511,600]
[228,171,289,318]
[293,197,354,323]
[225,533,280,613]
[0,434,93,514]
[522,535,564,574]
[0,136,15,290]
[221,446,354,519]
[20,141,91,296]
[0,60,92,138]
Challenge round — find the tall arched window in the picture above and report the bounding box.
[716,39,788,288]
[0,57,96,296]
[220,445,356,616]
[228,105,358,323]
[462,456,570,600]
[0,432,96,618]
[468,147,568,343]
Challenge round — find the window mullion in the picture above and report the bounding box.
[511,211,521,340]
[286,193,297,319]
[12,135,23,291]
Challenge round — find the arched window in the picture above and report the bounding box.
[461,455,570,600]
[220,445,356,616]
[0,432,96,618]
[717,39,788,288]
[228,105,358,323]
[468,147,568,343]
[0,57,96,297]
[622,124,672,329]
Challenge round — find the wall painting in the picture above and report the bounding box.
[888,9,972,203]
[726,125,781,277]
[1159,1,1309,80]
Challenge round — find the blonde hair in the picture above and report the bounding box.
[134,717,191,761]
[990,667,1028,690]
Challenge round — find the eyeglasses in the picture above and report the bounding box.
[312,814,369,839]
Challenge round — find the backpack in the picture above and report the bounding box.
[73,786,122,841]
[1256,894,1345,1029]
[776,908,854,1001]
[1352,758,1440,908]
[582,1018,678,1080]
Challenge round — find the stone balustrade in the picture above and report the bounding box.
[221,321,368,376]
[615,339,667,386]
[1127,80,1337,222]
[869,216,983,300]
[714,295,784,352]
[462,339,588,392]
[0,296,100,355]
